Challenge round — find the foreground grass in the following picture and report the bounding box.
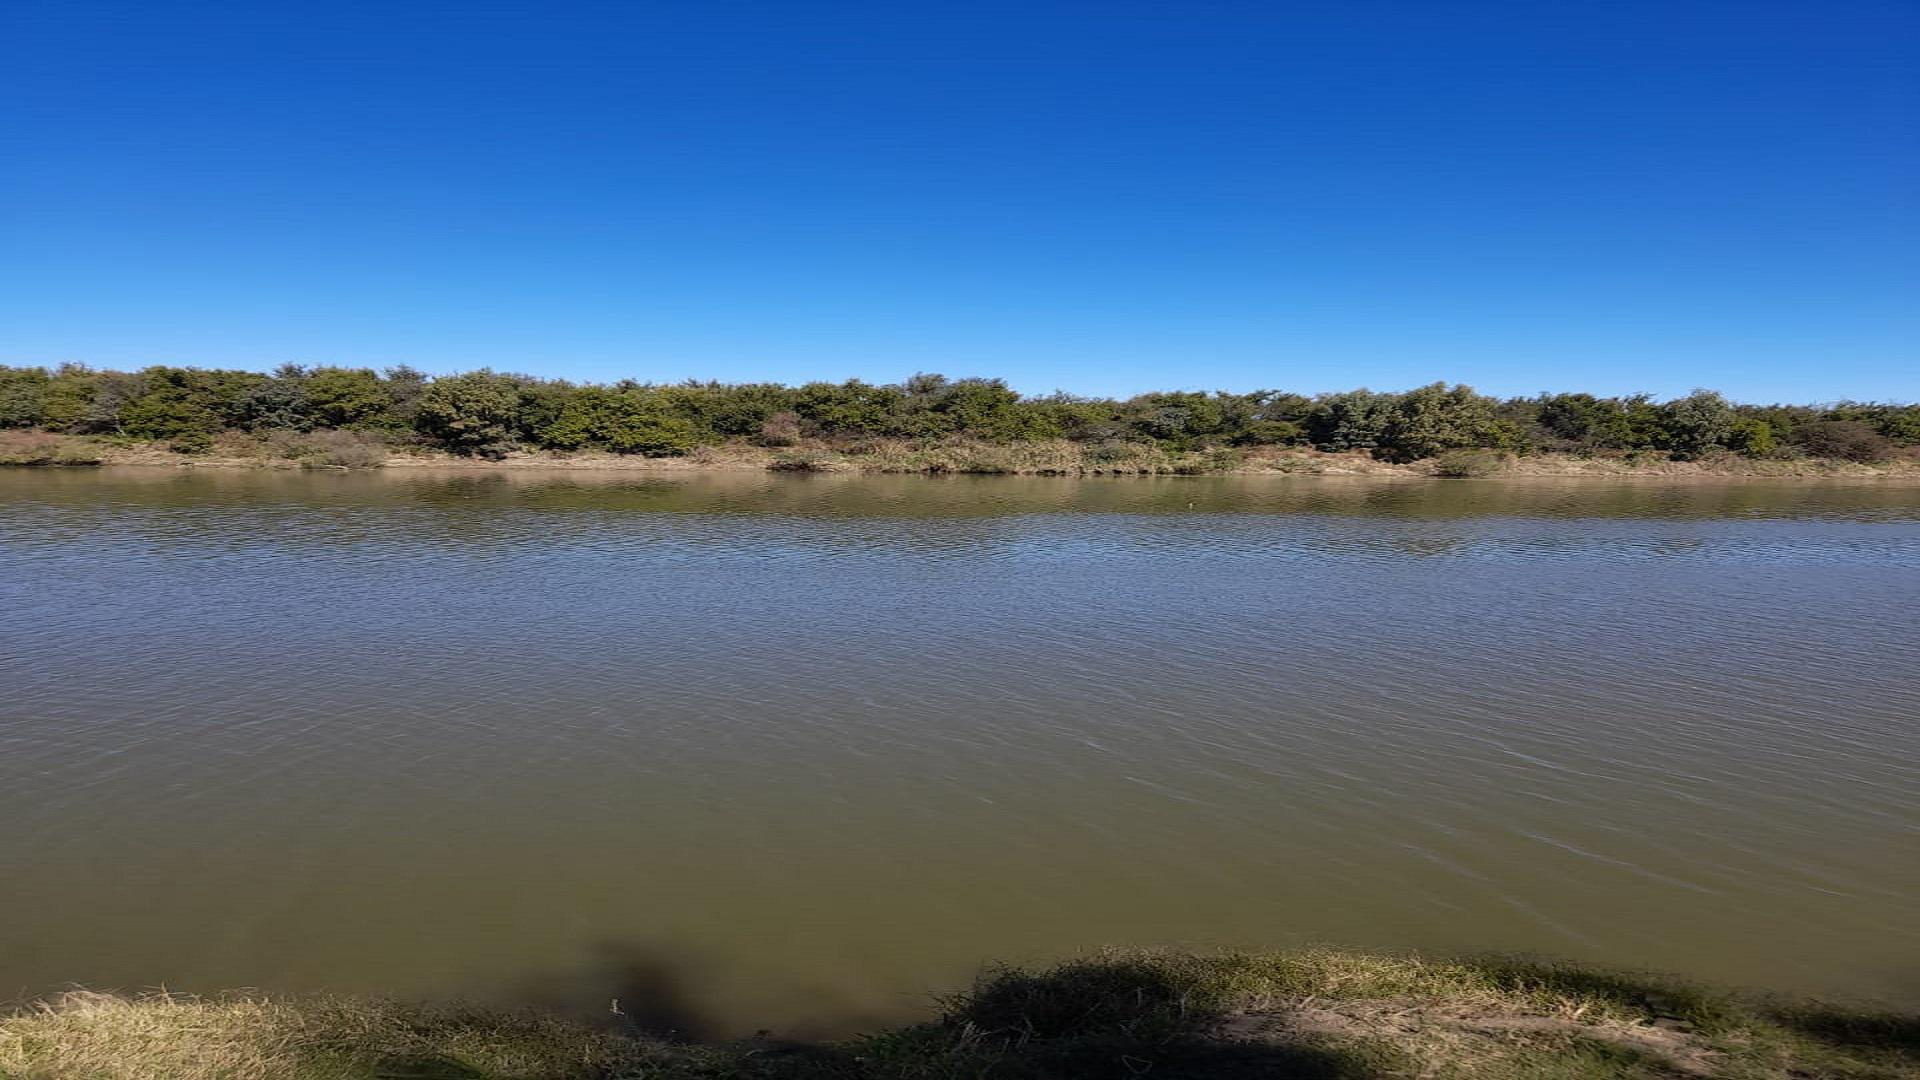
[4,950,1915,1079]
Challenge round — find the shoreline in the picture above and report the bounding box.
[5,948,1913,1079]
[6,432,1919,482]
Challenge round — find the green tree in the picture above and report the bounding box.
[537,386,696,456]
[1305,390,1397,452]
[1231,419,1304,446]
[1657,390,1735,459]
[1379,383,1501,461]
[793,380,904,436]
[0,366,49,428]
[237,364,314,431]
[1535,393,1647,450]
[1726,417,1776,457]
[415,370,527,456]
[185,368,274,429]
[513,377,579,443]
[381,365,430,430]
[1876,408,1920,446]
[1031,393,1124,442]
[303,367,393,428]
[119,367,223,451]
[660,381,795,439]
[934,378,1034,440]
[29,364,145,435]
[1125,392,1231,447]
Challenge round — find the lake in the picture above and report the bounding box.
[1,467,1916,1035]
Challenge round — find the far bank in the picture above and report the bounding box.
[5,429,1920,481]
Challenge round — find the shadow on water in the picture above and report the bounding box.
[497,940,912,1045]
[482,950,1387,1076]
[504,940,721,1041]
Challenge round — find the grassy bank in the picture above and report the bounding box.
[6,429,1920,479]
[5,949,1915,1079]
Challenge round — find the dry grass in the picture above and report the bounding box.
[4,951,1914,1080]
[0,430,103,466]
[0,992,298,1080]
[0,990,717,1080]
[211,430,391,468]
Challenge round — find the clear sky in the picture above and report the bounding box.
[3,1,1915,401]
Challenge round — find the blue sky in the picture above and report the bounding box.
[2,1,1914,401]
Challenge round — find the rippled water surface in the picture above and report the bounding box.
[3,468,1917,1031]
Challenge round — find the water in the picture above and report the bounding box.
[2,467,1917,1034]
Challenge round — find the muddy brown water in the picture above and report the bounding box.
[2,468,1916,1034]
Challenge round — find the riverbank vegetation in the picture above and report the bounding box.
[3,949,1914,1079]
[2,363,1917,474]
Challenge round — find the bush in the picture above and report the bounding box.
[1657,390,1736,460]
[1880,409,1920,446]
[0,366,50,428]
[1304,389,1396,451]
[298,429,388,468]
[540,387,697,456]
[118,368,224,452]
[1380,382,1505,461]
[415,370,526,457]
[302,367,394,428]
[1793,420,1893,463]
[1725,417,1776,457]
[1431,449,1513,477]
[1232,418,1304,446]
[755,410,802,447]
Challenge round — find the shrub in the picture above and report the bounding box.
[299,429,388,468]
[755,410,802,447]
[1431,449,1513,477]
[415,370,526,457]
[0,366,50,427]
[1232,418,1305,446]
[1725,417,1776,457]
[118,368,223,452]
[1794,420,1893,463]
[302,367,393,428]
[1656,390,1735,460]
[1380,382,1505,461]
[1880,410,1920,446]
[1305,389,1397,452]
[540,387,697,456]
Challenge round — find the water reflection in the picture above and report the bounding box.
[5,466,1919,520]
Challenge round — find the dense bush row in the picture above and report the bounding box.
[1,363,1915,463]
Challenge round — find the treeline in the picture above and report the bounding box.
[1,363,1916,463]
